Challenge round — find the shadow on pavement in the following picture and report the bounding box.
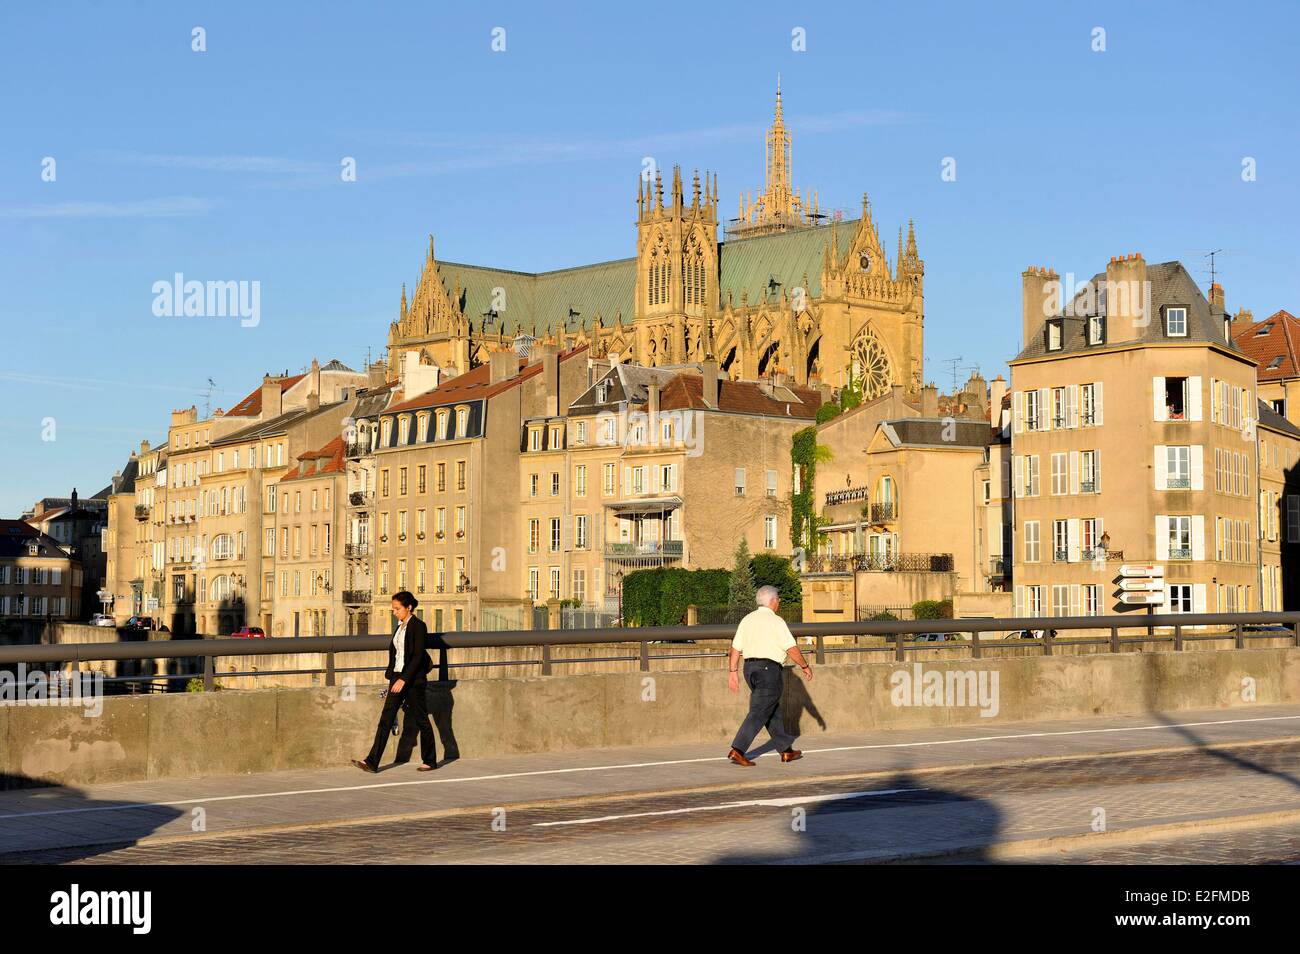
[0,772,185,864]
[1150,710,1300,792]
[714,769,1004,864]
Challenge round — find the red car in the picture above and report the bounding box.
[230,626,266,639]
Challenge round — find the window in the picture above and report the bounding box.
[1083,584,1101,616]
[529,428,542,451]
[764,515,778,550]
[1167,515,1192,560]
[661,464,675,493]
[457,461,466,491]
[766,470,778,497]
[572,568,586,605]
[1164,377,1188,420]
[417,465,427,493]
[1023,585,1042,616]
[1081,383,1101,426]
[1053,520,1069,562]
[575,421,587,445]
[575,515,589,550]
[1051,388,1066,428]
[399,467,408,495]
[550,518,561,552]
[457,407,469,436]
[575,465,587,497]
[1087,315,1105,346]
[549,567,562,601]
[632,466,646,494]
[528,567,539,601]
[437,463,446,492]
[1047,320,1063,351]
[1165,306,1188,337]
[1050,453,1068,496]
[1023,455,1040,497]
[1168,584,1192,613]
[381,470,390,497]
[530,473,539,497]
[437,411,449,440]
[528,519,540,553]
[1024,390,1041,430]
[1080,450,1099,493]
[551,472,560,496]
[1024,521,1040,563]
[1165,446,1190,489]
[603,463,616,496]
[735,468,746,496]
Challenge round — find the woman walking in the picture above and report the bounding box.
[352,591,437,773]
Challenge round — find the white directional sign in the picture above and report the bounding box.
[1120,564,1165,578]
[1119,579,1164,592]
[1120,591,1166,605]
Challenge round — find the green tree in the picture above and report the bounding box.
[727,539,757,623]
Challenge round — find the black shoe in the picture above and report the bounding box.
[351,759,377,774]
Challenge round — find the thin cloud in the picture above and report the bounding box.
[0,196,213,219]
[0,370,230,396]
[96,150,330,175]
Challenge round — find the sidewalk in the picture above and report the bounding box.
[3,703,1300,859]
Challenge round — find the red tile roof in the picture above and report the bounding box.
[652,374,822,419]
[385,346,588,415]
[225,374,307,417]
[279,436,346,481]
[1232,310,1299,381]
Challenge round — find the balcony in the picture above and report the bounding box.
[803,552,954,575]
[1054,548,1069,563]
[348,491,374,507]
[989,557,1009,578]
[1079,479,1096,494]
[342,590,372,606]
[1165,477,1191,490]
[605,540,684,558]
[345,442,372,460]
[134,505,149,522]
[1169,547,1193,561]
[345,543,370,560]
[869,502,897,523]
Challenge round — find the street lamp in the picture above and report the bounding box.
[615,569,625,626]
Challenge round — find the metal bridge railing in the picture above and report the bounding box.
[1,612,1297,691]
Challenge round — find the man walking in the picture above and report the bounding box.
[727,585,812,766]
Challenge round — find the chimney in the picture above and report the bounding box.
[921,383,939,418]
[1021,266,1060,348]
[368,360,387,389]
[1103,253,1149,345]
[260,375,283,419]
[648,379,661,440]
[309,357,321,401]
[701,358,720,409]
[1231,307,1254,334]
[140,439,151,455]
[533,342,560,416]
[988,375,1008,425]
[489,349,518,385]
[307,390,320,412]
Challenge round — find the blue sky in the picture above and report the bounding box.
[2,0,1298,515]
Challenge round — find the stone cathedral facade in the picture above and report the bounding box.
[387,84,925,399]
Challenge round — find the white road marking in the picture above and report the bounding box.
[2,712,1298,822]
[532,787,925,827]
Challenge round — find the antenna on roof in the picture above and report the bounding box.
[201,377,218,418]
[942,357,964,395]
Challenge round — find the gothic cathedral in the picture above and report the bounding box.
[387,82,925,401]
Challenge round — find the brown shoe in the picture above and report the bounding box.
[728,747,756,767]
[351,759,377,774]
[780,749,803,763]
[417,763,436,772]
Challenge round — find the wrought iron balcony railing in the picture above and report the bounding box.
[604,540,685,558]
[803,552,954,575]
[870,502,897,523]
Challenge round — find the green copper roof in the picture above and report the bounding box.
[434,218,856,336]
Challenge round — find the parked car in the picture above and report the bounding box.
[1241,623,1292,634]
[124,615,155,631]
[231,626,266,639]
[1005,628,1057,640]
[89,613,116,627]
[914,632,959,643]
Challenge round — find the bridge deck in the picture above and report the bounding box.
[5,704,1300,864]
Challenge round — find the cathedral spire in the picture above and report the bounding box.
[729,80,815,239]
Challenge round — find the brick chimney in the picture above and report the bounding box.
[260,376,283,419]
[988,375,1008,425]
[309,357,321,402]
[1103,253,1149,345]
[921,383,939,417]
[1022,266,1060,348]
[533,342,560,416]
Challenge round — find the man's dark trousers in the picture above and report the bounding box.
[731,658,795,754]
[366,675,437,768]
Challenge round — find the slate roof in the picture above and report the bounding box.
[1013,261,1240,362]
[433,219,856,335]
[280,436,346,482]
[225,374,307,418]
[385,347,588,415]
[881,418,997,449]
[1257,398,1300,438]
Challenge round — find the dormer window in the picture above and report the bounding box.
[595,381,610,404]
[416,413,429,442]
[1046,319,1064,351]
[529,427,542,452]
[1087,315,1105,346]
[436,410,449,440]
[455,406,470,437]
[1165,306,1188,337]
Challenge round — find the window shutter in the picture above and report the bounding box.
[1190,445,1204,491]
[1193,583,1207,614]
[1192,515,1206,561]
[1014,585,1024,617]
[1209,378,1218,422]
[1039,389,1050,430]
[1067,518,1081,562]
[1093,381,1104,425]
[1014,456,1024,499]
[1013,392,1024,433]
[1067,385,1079,427]
[1155,515,1170,560]
[1069,451,1080,495]
[1153,377,1167,421]
[1153,445,1167,490]
[1069,584,1081,617]
[1188,376,1203,421]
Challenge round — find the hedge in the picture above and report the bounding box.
[623,555,802,627]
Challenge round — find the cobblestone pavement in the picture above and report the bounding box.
[8,736,1300,865]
